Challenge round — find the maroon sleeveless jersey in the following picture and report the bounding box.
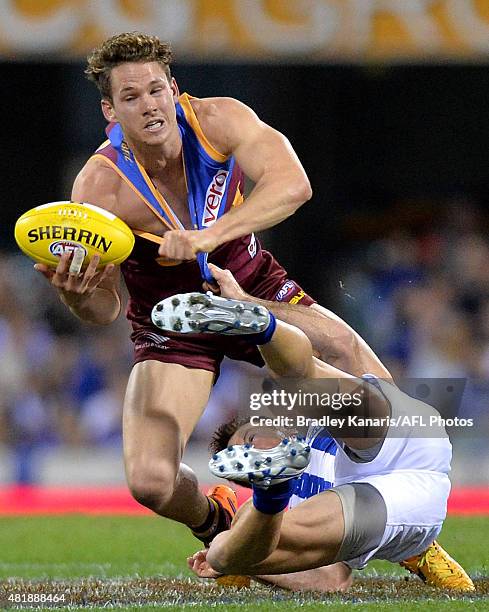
[91,96,315,374]
[122,234,314,374]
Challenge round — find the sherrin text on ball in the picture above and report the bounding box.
[14,201,135,268]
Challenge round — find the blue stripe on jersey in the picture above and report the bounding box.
[289,431,337,504]
[311,434,338,454]
[292,472,334,500]
[105,100,237,283]
[107,123,183,231]
[175,102,235,282]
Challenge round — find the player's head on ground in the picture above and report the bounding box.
[210,416,297,488]
[86,32,179,147]
[210,417,296,453]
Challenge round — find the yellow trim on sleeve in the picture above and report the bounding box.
[89,154,177,232]
[95,139,110,152]
[179,93,229,163]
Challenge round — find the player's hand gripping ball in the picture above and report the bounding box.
[14,201,134,269]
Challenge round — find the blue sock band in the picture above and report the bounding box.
[247,312,276,345]
[252,479,295,515]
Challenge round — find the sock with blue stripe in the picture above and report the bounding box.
[246,312,276,345]
[252,478,295,514]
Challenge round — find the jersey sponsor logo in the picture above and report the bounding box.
[49,241,87,258]
[202,169,229,227]
[248,233,257,258]
[28,226,113,253]
[275,280,297,302]
[134,332,170,351]
[289,289,306,305]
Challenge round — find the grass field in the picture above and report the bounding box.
[0,514,487,610]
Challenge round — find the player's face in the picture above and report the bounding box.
[102,61,179,147]
[229,423,294,449]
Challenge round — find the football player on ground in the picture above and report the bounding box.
[150,264,474,593]
[207,417,472,592]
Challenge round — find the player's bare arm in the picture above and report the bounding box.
[34,250,120,325]
[158,97,312,259]
[72,156,123,217]
[188,548,352,592]
[33,159,123,325]
[204,490,344,577]
[197,97,312,233]
[207,263,391,379]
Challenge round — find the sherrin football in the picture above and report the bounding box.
[14,201,135,268]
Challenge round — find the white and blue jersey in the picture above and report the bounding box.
[289,430,337,509]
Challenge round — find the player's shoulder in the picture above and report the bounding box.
[78,154,119,177]
[191,96,259,127]
[190,96,262,153]
[72,155,122,213]
[191,95,251,113]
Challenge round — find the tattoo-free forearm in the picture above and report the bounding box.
[207,506,283,575]
[59,287,121,325]
[243,295,390,378]
[209,180,311,247]
[246,297,341,361]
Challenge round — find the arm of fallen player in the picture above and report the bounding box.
[187,550,222,579]
[207,263,391,379]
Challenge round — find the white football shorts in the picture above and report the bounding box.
[336,470,450,570]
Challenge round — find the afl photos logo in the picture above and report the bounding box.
[202,170,229,227]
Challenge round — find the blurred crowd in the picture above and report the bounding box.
[2,196,489,482]
[335,196,489,432]
[0,255,131,481]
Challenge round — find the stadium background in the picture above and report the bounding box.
[1,0,489,511]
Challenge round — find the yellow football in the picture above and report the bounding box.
[14,201,135,268]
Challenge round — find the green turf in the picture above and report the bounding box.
[0,515,486,579]
[368,516,489,578]
[0,515,197,579]
[0,514,487,609]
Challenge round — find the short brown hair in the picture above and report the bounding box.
[210,416,251,489]
[85,32,173,100]
[209,416,249,456]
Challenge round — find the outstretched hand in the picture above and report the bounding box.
[187,549,221,579]
[34,251,116,304]
[207,263,248,301]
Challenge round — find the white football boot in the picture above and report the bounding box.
[151,292,271,335]
[209,437,311,489]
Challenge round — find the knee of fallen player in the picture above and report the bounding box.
[258,562,353,592]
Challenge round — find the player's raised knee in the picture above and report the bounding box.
[126,467,176,512]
